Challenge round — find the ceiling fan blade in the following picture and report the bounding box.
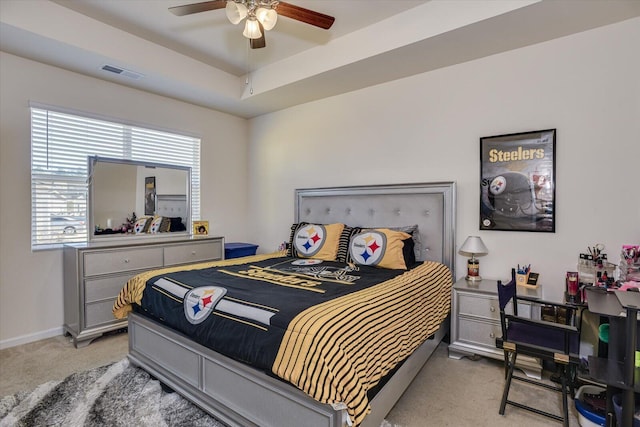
[250,22,266,49]
[276,2,335,29]
[169,0,226,16]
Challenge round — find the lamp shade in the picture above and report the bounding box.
[459,236,489,255]
[256,7,277,30]
[226,1,248,25]
[243,17,262,39]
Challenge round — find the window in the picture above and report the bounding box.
[30,104,201,249]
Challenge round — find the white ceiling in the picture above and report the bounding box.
[1,0,639,118]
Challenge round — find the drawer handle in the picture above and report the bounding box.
[490,306,496,312]
[191,251,196,255]
[123,258,130,263]
[489,332,495,338]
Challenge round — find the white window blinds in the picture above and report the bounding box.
[30,106,201,249]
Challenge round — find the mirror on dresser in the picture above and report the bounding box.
[88,156,191,240]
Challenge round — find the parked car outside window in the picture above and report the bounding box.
[50,215,85,234]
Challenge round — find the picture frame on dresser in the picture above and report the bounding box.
[193,220,209,235]
[479,129,556,232]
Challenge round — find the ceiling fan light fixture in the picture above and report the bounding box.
[225,1,248,25]
[243,17,262,39]
[255,7,277,31]
[170,0,335,49]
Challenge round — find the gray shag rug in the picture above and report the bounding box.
[0,359,399,427]
[0,358,226,427]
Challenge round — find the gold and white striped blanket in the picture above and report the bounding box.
[272,260,452,426]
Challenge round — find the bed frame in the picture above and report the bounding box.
[128,182,456,427]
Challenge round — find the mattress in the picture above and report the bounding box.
[113,253,452,426]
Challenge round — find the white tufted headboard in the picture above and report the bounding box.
[295,182,456,277]
[156,194,188,220]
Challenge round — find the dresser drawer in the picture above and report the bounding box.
[458,293,500,321]
[84,247,163,276]
[164,241,222,266]
[85,299,123,328]
[85,273,138,303]
[457,317,502,348]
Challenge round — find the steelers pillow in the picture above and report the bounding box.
[349,228,412,270]
[148,216,164,233]
[336,225,363,264]
[288,222,344,261]
[133,216,153,234]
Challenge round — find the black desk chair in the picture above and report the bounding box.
[495,269,582,427]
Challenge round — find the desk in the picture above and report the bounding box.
[584,287,639,427]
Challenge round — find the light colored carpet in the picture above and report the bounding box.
[386,343,580,426]
[0,332,580,426]
[0,332,128,398]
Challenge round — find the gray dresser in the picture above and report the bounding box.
[63,236,224,347]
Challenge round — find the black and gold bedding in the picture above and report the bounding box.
[114,253,452,426]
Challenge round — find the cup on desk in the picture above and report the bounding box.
[566,271,579,303]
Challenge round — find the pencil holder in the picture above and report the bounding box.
[516,272,529,286]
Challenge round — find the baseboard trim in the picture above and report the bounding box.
[0,327,64,350]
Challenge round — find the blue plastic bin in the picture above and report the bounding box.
[225,242,258,259]
[575,385,606,427]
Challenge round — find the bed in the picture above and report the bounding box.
[115,182,456,427]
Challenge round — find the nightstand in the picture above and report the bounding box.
[448,277,543,379]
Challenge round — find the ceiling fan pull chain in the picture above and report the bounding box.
[246,41,254,95]
[245,40,250,86]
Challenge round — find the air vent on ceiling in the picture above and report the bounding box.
[101,64,144,80]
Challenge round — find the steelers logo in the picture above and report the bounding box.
[293,224,326,257]
[349,231,387,266]
[183,286,227,325]
[489,176,507,195]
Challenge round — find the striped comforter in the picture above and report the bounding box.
[113,254,452,426]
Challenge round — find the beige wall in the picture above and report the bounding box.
[0,52,249,347]
[247,18,640,303]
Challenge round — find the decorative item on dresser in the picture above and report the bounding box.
[448,277,543,379]
[63,236,224,347]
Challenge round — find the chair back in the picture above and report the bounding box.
[497,268,517,312]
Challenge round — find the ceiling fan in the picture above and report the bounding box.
[169,0,335,49]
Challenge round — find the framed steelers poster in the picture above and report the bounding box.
[480,129,556,232]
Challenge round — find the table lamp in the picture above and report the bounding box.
[460,236,489,282]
